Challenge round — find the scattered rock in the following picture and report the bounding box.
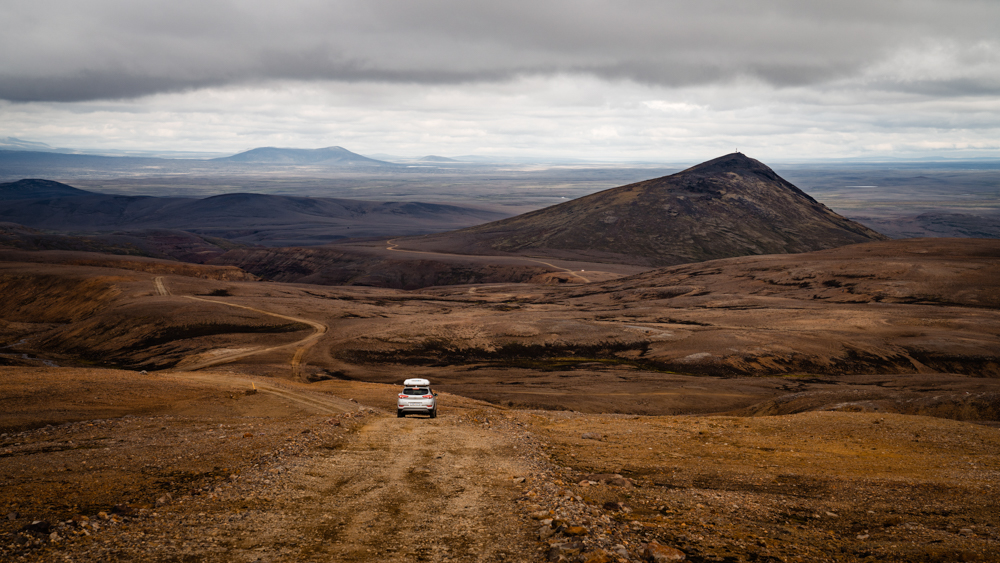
[111,504,136,516]
[612,544,629,558]
[531,510,552,520]
[563,525,589,537]
[582,548,613,563]
[643,540,686,562]
[581,432,604,440]
[585,473,633,488]
[7,511,17,521]
[539,525,557,540]
[19,521,51,535]
[548,541,585,562]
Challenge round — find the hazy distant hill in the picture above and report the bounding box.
[0,145,398,180]
[405,153,888,266]
[0,137,72,153]
[0,182,507,246]
[215,146,396,166]
[418,155,460,163]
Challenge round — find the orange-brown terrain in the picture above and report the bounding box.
[1,234,998,562]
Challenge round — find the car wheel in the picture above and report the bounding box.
[397,410,404,418]
[430,408,437,419]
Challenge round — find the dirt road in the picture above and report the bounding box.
[204,414,539,562]
[152,276,329,374]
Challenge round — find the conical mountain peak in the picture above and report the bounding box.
[680,152,772,176]
[405,153,887,267]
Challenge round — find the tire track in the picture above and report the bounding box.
[253,415,536,562]
[153,276,170,296]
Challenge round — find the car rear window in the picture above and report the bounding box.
[403,387,429,395]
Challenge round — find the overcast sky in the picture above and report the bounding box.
[2,0,998,161]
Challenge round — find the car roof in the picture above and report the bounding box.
[403,378,431,387]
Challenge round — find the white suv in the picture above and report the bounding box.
[397,378,438,418]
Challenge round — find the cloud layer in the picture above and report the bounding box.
[3,0,998,101]
[1,0,998,159]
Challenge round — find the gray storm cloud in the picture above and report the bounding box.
[1,0,998,102]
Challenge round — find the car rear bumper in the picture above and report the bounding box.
[398,404,435,413]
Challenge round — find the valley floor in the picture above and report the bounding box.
[1,239,999,561]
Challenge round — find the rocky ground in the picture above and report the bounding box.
[2,369,998,562]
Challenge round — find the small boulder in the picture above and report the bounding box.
[563,526,589,537]
[581,432,604,440]
[111,504,136,516]
[548,541,585,562]
[539,525,557,540]
[19,521,51,535]
[585,473,633,488]
[643,540,686,562]
[582,549,613,563]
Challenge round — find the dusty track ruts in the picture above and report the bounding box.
[218,414,537,562]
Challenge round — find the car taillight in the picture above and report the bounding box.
[422,394,433,398]
[399,394,407,398]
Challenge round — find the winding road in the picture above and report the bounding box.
[154,277,328,375]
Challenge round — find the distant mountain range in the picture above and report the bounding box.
[0,179,507,247]
[0,145,406,179]
[403,153,888,266]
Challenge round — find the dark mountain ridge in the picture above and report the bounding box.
[0,179,93,200]
[404,153,888,266]
[0,180,507,246]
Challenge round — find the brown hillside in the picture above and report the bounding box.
[406,153,887,266]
